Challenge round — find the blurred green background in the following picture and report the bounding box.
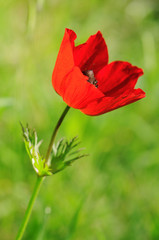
[0,0,159,239]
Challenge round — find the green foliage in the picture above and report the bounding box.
[51,137,87,174]
[21,124,86,176]
[21,123,52,177]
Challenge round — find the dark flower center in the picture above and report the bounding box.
[83,70,98,88]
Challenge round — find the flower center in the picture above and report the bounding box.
[83,70,98,88]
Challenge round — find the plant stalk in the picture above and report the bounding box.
[45,105,70,163]
[16,176,43,240]
[16,105,70,240]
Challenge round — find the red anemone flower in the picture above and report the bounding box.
[52,29,145,116]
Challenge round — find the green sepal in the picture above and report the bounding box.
[21,123,52,177]
[51,137,87,174]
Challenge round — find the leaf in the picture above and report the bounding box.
[66,198,85,240]
[51,137,88,174]
[21,123,52,177]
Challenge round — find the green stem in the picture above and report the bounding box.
[45,105,70,163]
[16,176,44,240]
[16,105,70,240]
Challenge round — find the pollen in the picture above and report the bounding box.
[83,70,98,88]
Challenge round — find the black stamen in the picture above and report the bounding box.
[83,70,98,88]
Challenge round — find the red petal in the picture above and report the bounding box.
[52,29,105,109]
[96,61,144,96]
[80,88,146,116]
[73,31,109,74]
[52,29,76,96]
[61,66,105,109]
